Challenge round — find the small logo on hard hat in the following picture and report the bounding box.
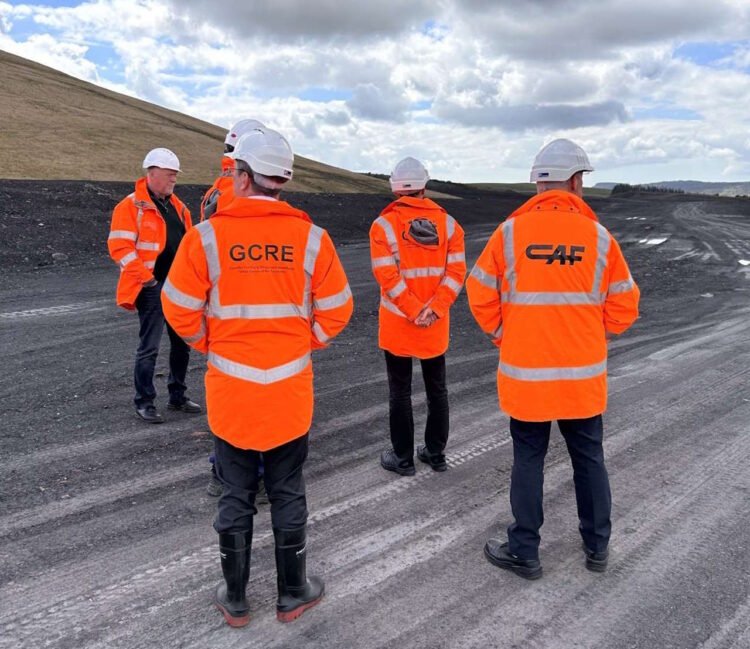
[538,172,549,178]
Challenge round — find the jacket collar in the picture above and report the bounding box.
[508,190,599,222]
[215,196,312,223]
[382,195,445,215]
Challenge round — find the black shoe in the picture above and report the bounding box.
[484,539,542,580]
[207,470,222,497]
[167,398,202,413]
[582,543,609,572]
[274,526,324,623]
[417,445,447,472]
[215,529,252,628]
[380,449,416,476]
[136,405,164,424]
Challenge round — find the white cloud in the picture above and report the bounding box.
[1,0,750,182]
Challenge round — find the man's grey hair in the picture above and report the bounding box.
[234,158,284,197]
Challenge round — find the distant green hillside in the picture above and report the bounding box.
[469,182,611,198]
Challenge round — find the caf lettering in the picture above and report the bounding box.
[229,244,294,262]
[525,244,586,265]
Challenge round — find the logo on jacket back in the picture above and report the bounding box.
[525,244,585,265]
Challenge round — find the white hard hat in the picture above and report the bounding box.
[142,148,181,172]
[229,128,294,182]
[530,138,593,182]
[390,157,429,193]
[224,119,266,147]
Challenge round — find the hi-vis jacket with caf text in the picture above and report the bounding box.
[162,197,353,451]
[107,177,192,310]
[370,196,466,359]
[466,190,639,422]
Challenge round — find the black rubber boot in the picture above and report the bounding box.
[215,528,252,627]
[274,526,324,623]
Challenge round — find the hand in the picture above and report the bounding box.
[414,306,438,328]
[143,278,158,288]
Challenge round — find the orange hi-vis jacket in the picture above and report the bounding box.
[200,156,235,222]
[466,190,640,422]
[370,196,466,359]
[162,197,353,451]
[107,177,192,310]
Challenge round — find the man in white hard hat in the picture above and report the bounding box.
[200,119,265,222]
[107,148,202,423]
[200,119,269,497]
[370,157,466,476]
[162,127,352,627]
[467,138,639,579]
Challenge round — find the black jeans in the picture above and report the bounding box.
[213,434,309,534]
[133,282,190,408]
[384,350,449,460]
[507,415,612,560]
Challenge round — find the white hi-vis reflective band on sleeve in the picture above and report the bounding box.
[447,214,456,239]
[314,284,352,311]
[499,359,607,381]
[387,279,408,299]
[119,252,138,269]
[371,255,397,269]
[109,230,137,241]
[447,252,465,264]
[163,278,206,310]
[209,351,311,385]
[380,296,407,318]
[312,321,330,343]
[470,265,498,290]
[608,277,635,294]
[183,323,206,344]
[440,276,463,294]
[144,260,156,269]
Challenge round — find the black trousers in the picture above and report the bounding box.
[507,415,612,560]
[213,433,309,534]
[133,282,190,408]
[384,350,449,459]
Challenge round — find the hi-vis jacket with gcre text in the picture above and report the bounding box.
[466,190,639,422]
[200,156,235,222]
[162,197,353,451]
[370,196,466,359]
[107,177,192,310]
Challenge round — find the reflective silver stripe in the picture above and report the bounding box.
[592,223,611,294]
[119,251,138,268]
[108,230,137,241]
[492,324,503,339]
[163,279,206,310]
[314,284,352,311]
[312,321,330,343]
[470,265,498,290]
[183,323,205,344]
[402,267,445,279]
[144,260,155,269]
[447,214,456,239]
[441,276,462,294]
[501,291,602,306]
[208,303,306,320]
[387,279,407,299]
[608,277,635,295]
[447,252,465,264]
[374,216,399,259]
[208,351,310,385]
[136,241,160,251]
[196,221,221,284]
[499,359,607,381]
[380,296,407,318]
[304,225,324,276]
[371,255,397,269]
[502,219,516,293]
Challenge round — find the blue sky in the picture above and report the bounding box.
[1,0,749,184]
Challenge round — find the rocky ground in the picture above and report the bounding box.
[0,181,748,649]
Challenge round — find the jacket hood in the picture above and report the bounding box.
[508,190,599,222]
[215,197,312,223]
